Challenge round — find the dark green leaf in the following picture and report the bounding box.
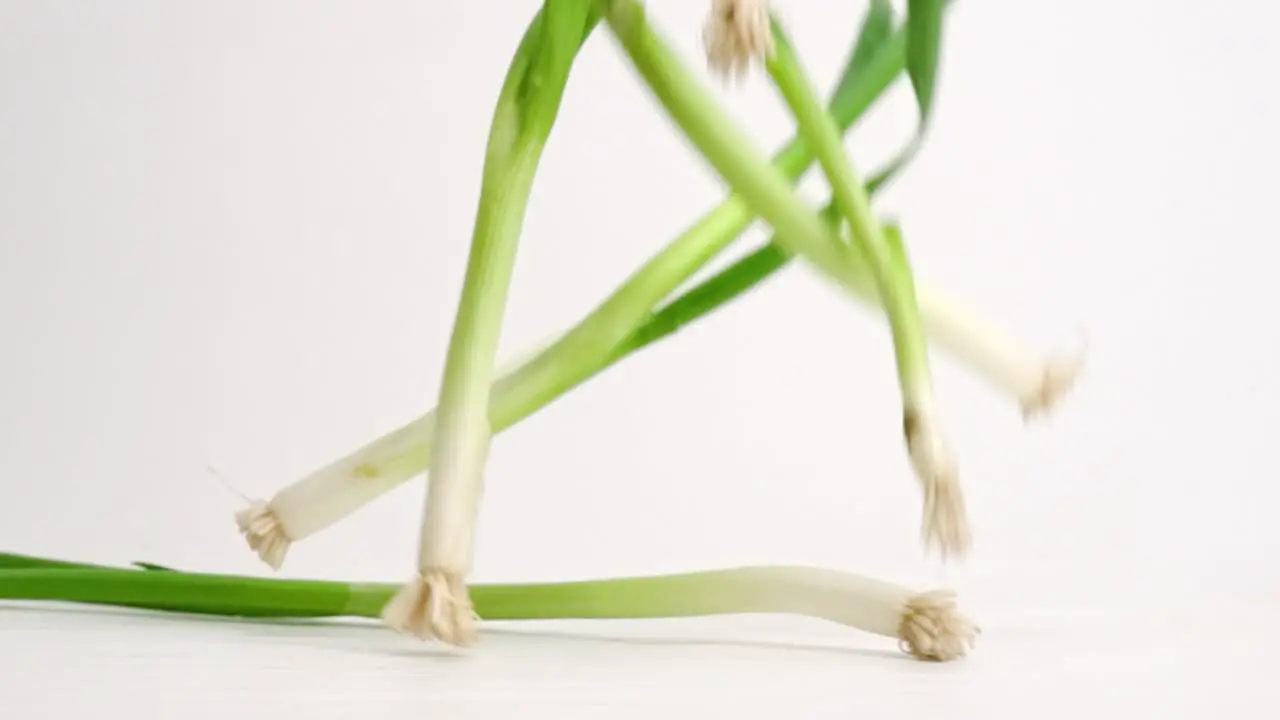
[845,0,897,84]
[133,562,178,572]
[0,553,92,570]
[906,0,945,125]
[862,0,954,192]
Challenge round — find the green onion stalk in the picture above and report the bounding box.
[761,17,968,558]
[0,554,978,662]
[598,0,975,555]
[374,1,601,647]
[237,0,1080,572]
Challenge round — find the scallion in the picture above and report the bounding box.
[374,1,599,647]
[236,1,1080,570]
[4,2,1089,667]
[600,0,971,555]
[0,554,977,662]
[763,17,967,557]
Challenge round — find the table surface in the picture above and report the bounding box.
[3,596,1277,719]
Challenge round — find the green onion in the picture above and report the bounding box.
[6,2,1078,666]
[373,1,599,648]
[763,17,968,558]
[237,2,1080,570]
[0,555,977,662]
[236,3,907,569]
[602,0,967,554]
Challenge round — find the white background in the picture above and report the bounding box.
[2,0,1278,716]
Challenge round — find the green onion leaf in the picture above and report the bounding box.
[906,0,945,128]
[843,0,897,87]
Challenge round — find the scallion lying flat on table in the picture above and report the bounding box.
[236,0,1081,583]
[0,553,977,661]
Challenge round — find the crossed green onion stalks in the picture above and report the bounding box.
[2,0,1079,664]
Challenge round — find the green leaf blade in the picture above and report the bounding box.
[906,0,945,125]
[845,0,897,85]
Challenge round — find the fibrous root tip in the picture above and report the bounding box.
[898,590,980,662]
[234,501,290,571]
[905,413,972,560]
[920,470,972,561]
[381,570,478,648]
[1022,338,1087,421]
[703,0,774,82]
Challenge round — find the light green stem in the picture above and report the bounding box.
[600,0,865,294]
[419,3,595,573]
[0,563,900,632]
[0,555,975,660]
[764,21,933,409]
[421,146,540,572]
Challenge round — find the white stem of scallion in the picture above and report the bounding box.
[466,565,980,661]
[916,287,1086,419]
[380,145,544,646]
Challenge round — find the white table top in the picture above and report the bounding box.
[3,596,1276,719]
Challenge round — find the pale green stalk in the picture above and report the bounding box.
[765,21,932,415]
[763,19,968,559]
[380,1,598,647]
[0,555,977,662]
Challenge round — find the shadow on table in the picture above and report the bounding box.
[0,600,909,663]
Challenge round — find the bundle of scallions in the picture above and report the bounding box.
[1,0,1080,663]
